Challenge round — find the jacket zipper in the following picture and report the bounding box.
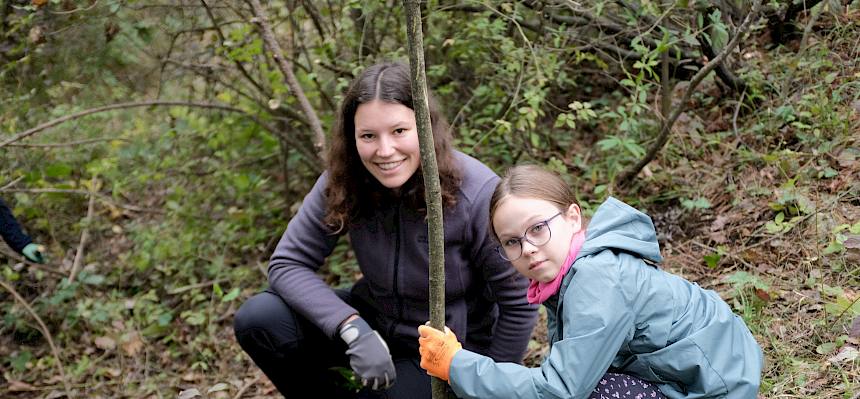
[389,203,402,338]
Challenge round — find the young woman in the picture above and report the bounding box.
[418,165,763,399]
[233,62,537,398]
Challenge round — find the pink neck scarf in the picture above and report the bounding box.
[526,230,586,304]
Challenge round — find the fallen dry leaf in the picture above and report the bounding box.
[94,336,116,351]
[843,235,860,250]
[850,316,860,340]
[710,215,729,231]
[827,345,858,364]
[8,380,37,392]
[121,331,143,356]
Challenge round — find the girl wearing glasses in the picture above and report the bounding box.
[418,165,763,399]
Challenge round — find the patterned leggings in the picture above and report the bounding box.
[588,373,666,399]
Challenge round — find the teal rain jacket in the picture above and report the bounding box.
[448,197,763,399]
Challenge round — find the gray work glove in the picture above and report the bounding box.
[339,316,396,390]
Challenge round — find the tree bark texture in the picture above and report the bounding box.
[403,1,448,398]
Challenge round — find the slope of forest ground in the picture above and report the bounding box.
[1,1,858,398]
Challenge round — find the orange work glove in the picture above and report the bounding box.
[418,324,462,382]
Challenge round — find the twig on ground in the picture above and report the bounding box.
[167,279,227,295]
[232,373,263,399]
[1,176,24,191]
[69,178,97,284]
[0,279,72,397]
[690,240,755,270]
[732,88,747,137]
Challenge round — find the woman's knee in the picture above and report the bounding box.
[233,291,299,345]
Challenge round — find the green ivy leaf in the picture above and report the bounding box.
[221,287,240,303]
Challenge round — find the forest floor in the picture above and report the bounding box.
[2,7,859,399]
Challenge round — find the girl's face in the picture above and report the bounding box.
[354,100,421,191]
[492,196,582,283]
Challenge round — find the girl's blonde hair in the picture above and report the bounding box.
[488,165,576,241]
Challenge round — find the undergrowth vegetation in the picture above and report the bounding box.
[1,1,858,397]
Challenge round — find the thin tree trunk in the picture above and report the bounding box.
[402,1,447,398]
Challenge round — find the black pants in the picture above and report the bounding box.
[234,289,442,399]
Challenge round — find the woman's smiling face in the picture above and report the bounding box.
[353,100,420,191]
[492,196,582,283]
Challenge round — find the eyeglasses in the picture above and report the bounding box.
[496,212,563,262]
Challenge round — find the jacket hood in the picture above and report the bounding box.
[576,197,663,264]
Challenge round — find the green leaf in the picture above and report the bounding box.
[725,271,769,291]
[44,163,72,178]
[182,310,207,326]
[157,312,173,327]
[815,342,836,354]
[10,350,33,372]
[221,287,240,302]
[703,253,721,269]
[597,137,620,150]
[681,197,712,210]
[822,241,844,255]
[81,273,105,285]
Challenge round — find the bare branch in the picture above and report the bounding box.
[162,57,311,124]
[299,0,328,38]
[4,137,131,148]
[0,188,164,215]
[247,0,327,159]
[48,0,100,15]
[199,0,272,99]
[0,100,278,148]
[698,6,748,94]
[615,0,762,187]
[1,176,24,191]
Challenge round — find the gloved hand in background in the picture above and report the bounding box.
[1,198,46,264]
[418,324,462,382]
[339,316,397,390]
[22,243,46,263]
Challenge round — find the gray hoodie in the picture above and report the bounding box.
[268,151,537,362]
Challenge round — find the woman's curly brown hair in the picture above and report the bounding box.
[324,62,461,232]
